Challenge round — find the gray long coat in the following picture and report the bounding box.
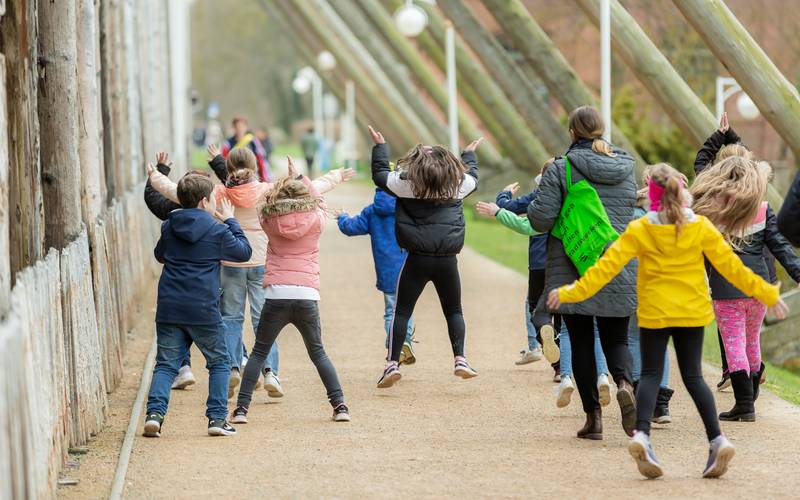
[528,139,638,317]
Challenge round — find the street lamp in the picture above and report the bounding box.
[716,76,760,122]
[293,66,324,151]
[318,50,337,72]
[393,0,429,37]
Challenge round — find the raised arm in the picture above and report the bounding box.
[207,148,228,183]
[148,168,180,204]
[496,209,540,236]
[694,113,742,174]
[496,186,539,215]
[312,167,355,194]
[145,163,181,220]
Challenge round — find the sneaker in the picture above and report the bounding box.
[540,324,560,363]
[597,373,611,407]
[628,431,663,479]
[332,403,351,422]
[556,375,574,408]
[208,419,236,436]
[264,370,284,398]
[553,370,561,383]
[230,406,248,424]
[716,371,731,392]
[377,363,402,388]
[171,365,196,390]
[228,368,241,399]
[515,348,543,365]
[702,435,735,478]
[454,358,478,379]
[399,342,417,365]
[143,413,164,438]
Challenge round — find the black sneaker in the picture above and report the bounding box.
[332,403,351,422]
[143,413,164,438]
[230,406,248,424]
[208,419,236,436]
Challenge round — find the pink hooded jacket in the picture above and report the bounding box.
[259,176,326,290]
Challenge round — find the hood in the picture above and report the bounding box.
[637,211,704,253]
[221,182,268,208]
[373,188,396,216]
[261,197,321,241]
[167,208,217,243]
[567,139,634,186]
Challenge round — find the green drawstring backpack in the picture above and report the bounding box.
[550,156,619,276]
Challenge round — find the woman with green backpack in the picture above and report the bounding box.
[528,106,638,440]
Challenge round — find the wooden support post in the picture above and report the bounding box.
[99,0,119,201]
[38,0,83,250]
[0,53,9,317]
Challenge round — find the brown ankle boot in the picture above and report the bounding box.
[577,408,603,440]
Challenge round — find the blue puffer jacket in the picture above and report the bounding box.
[496,188,547,270]
[337,189,407,293]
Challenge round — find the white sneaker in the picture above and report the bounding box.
[454,358,478,379]
[540,324,560,363]
[171,365,196,390]
[597,373,611,407]
[515,348,543,365]
[228,368,241,399]
[629,430,663,479]
[703,435,735,478]
[377,363,402,388]
[556,375,574,408]
[264,371,284,398]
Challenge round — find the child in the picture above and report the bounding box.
[547,163,786,479]
[692,157,800,421]
[336,188,417,364]
[143,173,252,438]
[231,174,350,424]
[369,126,481,387]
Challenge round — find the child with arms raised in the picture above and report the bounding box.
[547,164,786,479]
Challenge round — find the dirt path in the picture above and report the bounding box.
[116,181,800,499]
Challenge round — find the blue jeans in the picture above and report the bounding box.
[629,315,670,388]
[524,299,541,351]
[220,265,279,374]
[559,321,608,378]
[383,292,415,348]
[147,323,230,419]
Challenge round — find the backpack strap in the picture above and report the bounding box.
[564,155,573,190]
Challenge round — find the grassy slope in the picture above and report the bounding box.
[464,208,800,405]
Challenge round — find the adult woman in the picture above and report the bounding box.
[528,106,638,439]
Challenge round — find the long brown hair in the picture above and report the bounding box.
[568,106,614,156]
[226,147,257,183]
[260,176,320,219]
[397,144,465,200]
[649,163,688,235]
[690,156,767,244]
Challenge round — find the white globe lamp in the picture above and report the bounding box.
[394,2,428,37]
[318,51,337,71]
[292,75,311,94]
[736,93,760,121]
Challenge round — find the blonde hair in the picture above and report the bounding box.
[397,144,465,200]
[541,157,556,175]
[260,176,320,219]
[690,156,768,244]
[568,106,614,157]
[718,143,753,162]
[648,164,688,236]
[226,147,257,183]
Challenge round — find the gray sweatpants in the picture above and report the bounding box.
[237,299,344,408]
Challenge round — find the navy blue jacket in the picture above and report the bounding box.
[496,189,547,270]
[154,209,252,325]
[337,189,407,293]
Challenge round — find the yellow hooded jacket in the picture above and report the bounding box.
[558,214,780,329]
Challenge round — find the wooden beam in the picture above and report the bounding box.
[0,54,9,317]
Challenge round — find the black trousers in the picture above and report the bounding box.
[390,254,465,362]
[528,269,560,368]
[562,314,632,413]
[638,326,720,440]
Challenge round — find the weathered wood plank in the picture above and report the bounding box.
[0,54,9,317]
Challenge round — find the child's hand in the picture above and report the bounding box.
[207,144,221,159]
[217,198,235,221]
[340,168,356,182]
[146,162,156,177]
[546,289,561,310]
[464,137,484,152]
[333,208,346,217]
[287,156,298,178]
[768,297,789,320]
[502,182,520,195]
[156,151,172,167]
[368,126,385,144]
[718,112,729,134]
[475,201,500,217]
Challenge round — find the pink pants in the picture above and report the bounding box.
[713,298,767,375]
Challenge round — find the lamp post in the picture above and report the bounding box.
[600,0,611,141]
[293,66,324,147]
[716,76,760,122]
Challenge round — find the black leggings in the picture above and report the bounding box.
[638,326,720,440]
[562,314,632,413]
[389,254,465,362]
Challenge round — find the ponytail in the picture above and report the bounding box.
[660,176,687,236]
[592,138,615,157]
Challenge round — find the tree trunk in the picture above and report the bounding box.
[437,0,568,154]
[0,0,45,279]
[671,0,800,164]
[0,54,10,317]
[38,0,82,250]
[77,0,104,227]
[483,0,645,168]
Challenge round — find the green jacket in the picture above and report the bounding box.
[495,208,542,236]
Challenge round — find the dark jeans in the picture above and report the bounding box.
[562,314,632,413]
[638,326,720,440]
[147,323,230,419]
[237,299,343,408]
[389,254,465,362]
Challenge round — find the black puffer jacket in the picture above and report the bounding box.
[709,204,800,299]
[144,159,228,220]
[694,127,742,174]
[371,143,478,256]
[528,139,637,317]
[778,170,800,246]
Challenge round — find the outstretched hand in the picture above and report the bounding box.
[217,198,235,221]
[340,167,356,182]
[207,144,221,160]
[502,182,520,195]
[546,289,561,310]
[146,162,156,177]
[368,126,385,145]
[768,297,789,320]
[156,151,172,167]
[464,137,484,152]
[718,112,730,134]
[287,156,298,178]
[333,208,346,217]
[475,201,500,217]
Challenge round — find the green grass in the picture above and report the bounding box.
[463,214,800,406]
[273,143,303,159]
